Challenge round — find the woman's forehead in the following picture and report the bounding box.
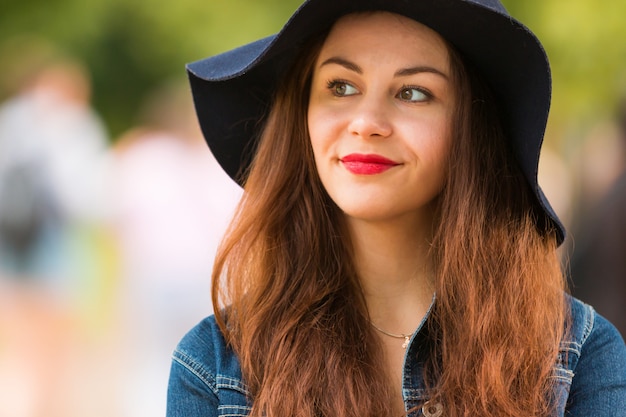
[316,11,450,72]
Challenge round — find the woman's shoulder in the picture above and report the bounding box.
[167,316,251,416]
[174,315,228,358]
[565,295,624,351]
[170,315,248,397]
[562,296,626,414]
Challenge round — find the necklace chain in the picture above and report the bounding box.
[370,322,416,349]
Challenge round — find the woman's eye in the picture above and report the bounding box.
[327,81,359,97]
[397,87,429,102]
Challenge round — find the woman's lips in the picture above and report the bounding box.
[340,153,400,175]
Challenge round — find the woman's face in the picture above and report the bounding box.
[308,12,455,226]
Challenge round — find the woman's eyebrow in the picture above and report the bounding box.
[319,56,362,74]
[394,66,448,80]
[319,56,448,80]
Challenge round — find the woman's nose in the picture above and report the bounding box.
[347,97,393,139]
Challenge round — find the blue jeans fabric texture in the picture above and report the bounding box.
[166,296,626,416]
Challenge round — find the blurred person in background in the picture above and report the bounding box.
[570,96,626,337]
[0,51,116,417]
[111,80,241,416]
[0,53,111,285]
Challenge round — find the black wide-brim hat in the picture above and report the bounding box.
[187,0,566,245]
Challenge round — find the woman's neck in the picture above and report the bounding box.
[346,214,435,333]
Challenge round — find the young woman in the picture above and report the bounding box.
[166,1,626,416]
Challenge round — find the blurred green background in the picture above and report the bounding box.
[0,0,303,137]
[0,1,625,416]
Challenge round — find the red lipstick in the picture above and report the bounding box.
[340,153,400,175]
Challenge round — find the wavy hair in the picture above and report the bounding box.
[211,22,567,417]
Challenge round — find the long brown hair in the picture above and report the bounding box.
[211,22,567,417]
[424,47,568,416]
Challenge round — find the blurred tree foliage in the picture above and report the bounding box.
[0,0,302,138]
[1,0,625,142]
[504,0,626,147]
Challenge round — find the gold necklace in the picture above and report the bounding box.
[370,322,416,349]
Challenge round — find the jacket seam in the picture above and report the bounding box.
[217,404,252,417]
[216,375,251,396]
[579,304,596,347]
[172,349,219,396]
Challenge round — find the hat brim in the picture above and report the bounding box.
[187,0,565,244]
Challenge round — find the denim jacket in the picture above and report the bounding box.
[167,296,626,416]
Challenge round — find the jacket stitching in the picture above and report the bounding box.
[217,404,252,416]
[216,375,251,396]
[579,304,595,347]
[172,349,219,396]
